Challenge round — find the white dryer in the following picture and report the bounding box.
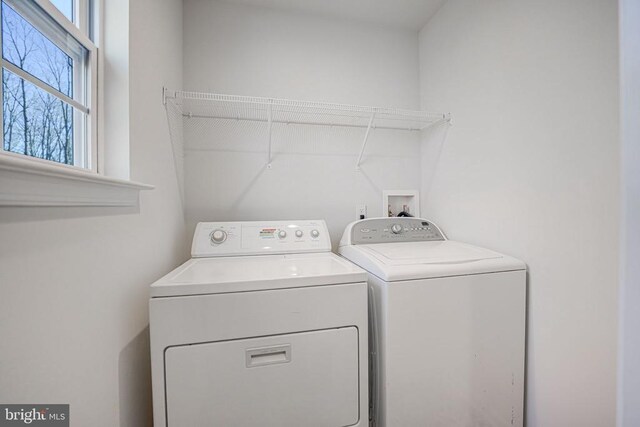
[150,220,368,427]
[338,217,526,427]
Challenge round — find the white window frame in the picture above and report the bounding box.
[0,0,152,207]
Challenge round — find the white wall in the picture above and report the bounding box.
[419,1,619,426]
[0,0,187,426]
[182,0,422,245]
[618,0,640,425]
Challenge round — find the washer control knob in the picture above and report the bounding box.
[310,229,320,238]
[278,230,287,239]
[295,230,304,238]
[211,229,227,244]
[391,224,403,234]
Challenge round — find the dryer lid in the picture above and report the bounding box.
[150,252,367,297]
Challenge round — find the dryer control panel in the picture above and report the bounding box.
[192,220,331,257]
[340,218,446,246]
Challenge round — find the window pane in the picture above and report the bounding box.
[2,2,74,98]
[49,0,73,22]
[2,68,85,167]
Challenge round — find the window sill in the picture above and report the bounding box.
[0,155,154,207]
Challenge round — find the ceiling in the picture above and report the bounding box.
[217,0,447,30]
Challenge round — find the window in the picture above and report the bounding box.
[0,0,97,170]
[49,0,73,22]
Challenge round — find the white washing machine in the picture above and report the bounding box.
[150,220,368,427]
[338,217,526,427]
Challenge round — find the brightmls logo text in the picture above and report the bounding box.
[0,405,68,426]
[5,408,45,424]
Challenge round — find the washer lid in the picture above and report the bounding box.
[339,241,525,281]
[363,241,500,265]
[150,252,367,297]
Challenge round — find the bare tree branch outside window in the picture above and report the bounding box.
[1,2,75,165]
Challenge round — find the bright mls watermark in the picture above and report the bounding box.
[0,405,68,426]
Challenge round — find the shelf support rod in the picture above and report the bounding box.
[356,111,376,170]
[267,101,273,168]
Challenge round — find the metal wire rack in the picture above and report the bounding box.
[163,88,452,199]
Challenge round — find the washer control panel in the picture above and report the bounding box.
[344,218,446,245]
[192,220,331,257]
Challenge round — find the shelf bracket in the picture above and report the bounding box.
[267,101,273,168]
[356,112,376,170]
[162,87,175,106]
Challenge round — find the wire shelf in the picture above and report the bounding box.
[163,89,452,202]
[166,90,450,132]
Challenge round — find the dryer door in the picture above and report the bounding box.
[164,327,360,427]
